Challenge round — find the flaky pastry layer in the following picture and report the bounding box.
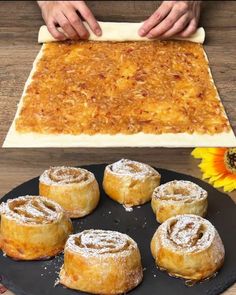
[151,214,225,281]
[103,159,161,206]
[39,166,100,218]
[60,229,143,294]
[0,195,73,260]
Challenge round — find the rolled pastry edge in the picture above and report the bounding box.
[38,22,205,44]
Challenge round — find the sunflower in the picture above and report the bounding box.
[191,148,236,192]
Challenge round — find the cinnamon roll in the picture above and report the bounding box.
[39,166,100,218]
[103,159,161,206]
[151,180,208,223]
[60,229,143,294]
[0,195,72,260]
[151,214,225,281]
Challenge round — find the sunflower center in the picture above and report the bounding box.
[224,148,236,173]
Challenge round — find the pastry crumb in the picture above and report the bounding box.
[123,205,133,212]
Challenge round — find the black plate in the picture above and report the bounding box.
[0,164,236,295]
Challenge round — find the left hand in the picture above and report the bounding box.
[138,1,201,39]
[38,1,101,40]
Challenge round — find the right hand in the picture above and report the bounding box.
[37,1,102,40]
[139,1,201,39]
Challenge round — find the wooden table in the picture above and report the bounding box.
[0,1,235,295]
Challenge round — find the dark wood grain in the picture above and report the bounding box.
[1,147,235,199]
[0,2,236,294]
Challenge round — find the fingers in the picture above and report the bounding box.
[62,6,89,39]
[56,11,79,40]
[178,19,198,37]
[160,14,190,39]
[138,1,200,39]
[47,20,67,41]
[146,3,188,38]
[139,2,172,37]
[73,1,102,36]
[39,1,100,40]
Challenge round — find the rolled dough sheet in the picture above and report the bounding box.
[38,22,205,44]
[3,23,236,148]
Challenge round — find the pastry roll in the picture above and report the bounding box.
[39,166,100,218]
[103,159,161,206]
[60,229,143,294]
[0,195,72,260]
[151,214,225,281]
[151,180,208,223]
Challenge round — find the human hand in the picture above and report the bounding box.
[37,1,101,40]
[139,1,201,39]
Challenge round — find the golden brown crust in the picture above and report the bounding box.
[15,41,230,136]
[0,195,73,260]
[103,159,161,206]
[39,166,100,218]
[151,180,208,223]
[59,230,143,294]
[151,214,225,281]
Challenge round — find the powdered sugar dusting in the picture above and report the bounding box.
[54,278,60,287]
[153,180,207,202]
[0,195,62,224]
[160,214,215,253]
[66,229,137,257]
[123,205,133,212]
[39,166,94,186]
[107,159,160,179]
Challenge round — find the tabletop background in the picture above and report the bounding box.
[0,1,236,295]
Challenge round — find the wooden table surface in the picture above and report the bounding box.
[0,1,235,295]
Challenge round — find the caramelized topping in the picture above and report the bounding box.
[163,215,215,252]
[2,196,61,224]
[48,167,89,183]
[109,159,159,179]
[68,230,135,256]
[153,180,207,201]
[40,166,92,185]
[169,219,206,248]
[16,41,230,135]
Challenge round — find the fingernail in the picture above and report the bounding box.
[146,33,153,38]
[95,29,102,36]
[81,32,89,40]
[139,29,145,36]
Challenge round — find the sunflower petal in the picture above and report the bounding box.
[208,173,224,182]
[191,148,235,192]
[191,148,210,158]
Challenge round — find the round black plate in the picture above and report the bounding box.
[0,164,236,295]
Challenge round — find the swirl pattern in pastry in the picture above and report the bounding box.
[151,180,208,223]
[0,195,73,260]
[60,229,143,294]
[103,159,161,206]
[39,166,100,218]
[151,214,225,281]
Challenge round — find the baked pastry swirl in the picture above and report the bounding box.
[151,180,208,223]
[60,229,143,294]
[151,214,225,281]
[0,195,72,260]
[39,166,100,218]
[103,159,161,206]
